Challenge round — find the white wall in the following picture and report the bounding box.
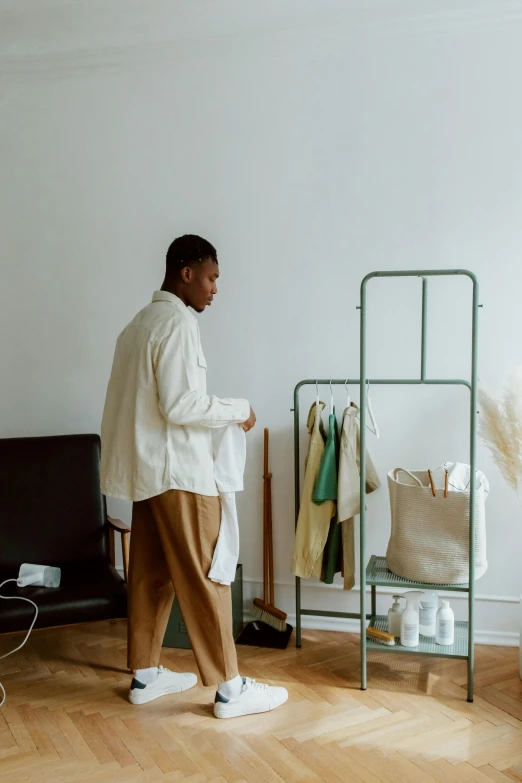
[2,0,522,643]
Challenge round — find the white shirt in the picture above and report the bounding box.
[100,291,250,501]
[208,424,247,585]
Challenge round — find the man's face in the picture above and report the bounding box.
[184,258,219,313]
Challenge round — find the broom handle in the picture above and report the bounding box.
[265,428,274,606]
[263,428,270,604]
[263,480,270,604]
[267,474,274,605]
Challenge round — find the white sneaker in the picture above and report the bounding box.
[129,665,198,705]
[213,677,288,719]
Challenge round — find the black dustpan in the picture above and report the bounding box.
[236,620,293,650]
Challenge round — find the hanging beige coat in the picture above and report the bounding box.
[338,404,380,590]
[292,402,335,579]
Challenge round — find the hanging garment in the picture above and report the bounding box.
[312,411,343,585]
[338,403,380,590]
[208,424,246,585]
[292,402,335,579]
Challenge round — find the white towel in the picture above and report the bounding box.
[208,424,246,585]
[441,462,489,494]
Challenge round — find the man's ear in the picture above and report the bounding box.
[180,266,193,284]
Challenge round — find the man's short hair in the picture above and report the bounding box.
[166,234,217,277]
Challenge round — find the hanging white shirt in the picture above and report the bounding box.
[208,424,246,585]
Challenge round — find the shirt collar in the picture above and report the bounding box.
[152,290,189,312]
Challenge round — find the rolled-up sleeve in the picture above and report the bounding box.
[154,319,250,427]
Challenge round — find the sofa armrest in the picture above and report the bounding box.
[107,516,131,583]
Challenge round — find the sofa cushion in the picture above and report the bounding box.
[0,562,127,634]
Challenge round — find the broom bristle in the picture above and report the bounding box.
[251,602,288,632]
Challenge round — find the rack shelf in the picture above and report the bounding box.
[366,555,469,593]
[367,616,469,659]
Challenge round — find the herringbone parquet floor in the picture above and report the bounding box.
[1,620,521,782]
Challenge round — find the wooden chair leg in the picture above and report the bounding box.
[121,531,130,584]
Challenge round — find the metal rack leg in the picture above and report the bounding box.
[467,275,479,702]
[360,277,368,691]
[360,588,367,690]
[371,585,376,619]
[294,384,302,650]
[467,628,474,702]
[467,547,475,701]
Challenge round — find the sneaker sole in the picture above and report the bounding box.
[129,681,196,705]
[214,694,288,719]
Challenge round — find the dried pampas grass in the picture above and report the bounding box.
[478,367,522,506]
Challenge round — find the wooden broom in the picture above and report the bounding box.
[252,428,288,632]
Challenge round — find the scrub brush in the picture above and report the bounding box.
[366,627,396,646]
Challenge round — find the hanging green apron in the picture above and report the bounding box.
[312,411,343,584]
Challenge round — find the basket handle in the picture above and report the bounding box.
[393,468,424,487]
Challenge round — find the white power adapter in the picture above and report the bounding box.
[0,563,61,706]
[17,563,61,588]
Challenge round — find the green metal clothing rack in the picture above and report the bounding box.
[293,269,479,702]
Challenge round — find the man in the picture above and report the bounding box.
[101,234,288,719]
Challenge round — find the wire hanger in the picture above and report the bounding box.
[365,380,380,438]
[352,380,379,436]
[329,380,334,415]
[345,380,351,410]
[315,380,320,407]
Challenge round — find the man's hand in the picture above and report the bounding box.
[242,407,257,433]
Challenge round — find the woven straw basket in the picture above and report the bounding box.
[386,468,488,585]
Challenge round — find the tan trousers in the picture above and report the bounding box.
[127,489,239,687]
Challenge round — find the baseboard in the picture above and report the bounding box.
[115,566,520,647]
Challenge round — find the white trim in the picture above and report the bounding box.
[475,630,520,646]
[242,576,520,605]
